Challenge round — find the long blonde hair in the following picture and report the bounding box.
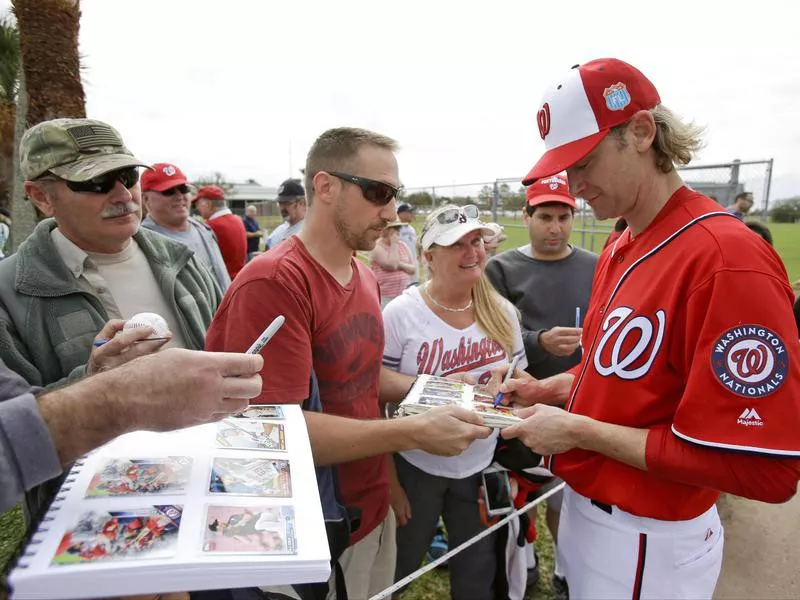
[419,205,515,357]
[612,104,705,174]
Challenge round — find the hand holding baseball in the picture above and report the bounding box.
[86,314,172,376]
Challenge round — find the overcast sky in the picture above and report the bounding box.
[3,0,799,205]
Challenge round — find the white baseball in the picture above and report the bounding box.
[123,312,170,339]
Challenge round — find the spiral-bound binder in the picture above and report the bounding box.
[6,406,330,600]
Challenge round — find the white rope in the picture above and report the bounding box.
[368,481,566,600]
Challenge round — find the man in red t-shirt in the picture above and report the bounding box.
[497,58,800,599]
[194,185,247,280]
[205,127,491,599]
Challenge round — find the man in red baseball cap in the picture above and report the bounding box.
[193,185,247,280]
[498,58,800,598]
[140,164,231,291]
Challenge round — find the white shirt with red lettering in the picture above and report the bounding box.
[383,285,527,478]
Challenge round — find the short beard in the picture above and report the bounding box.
[333,201,385,252]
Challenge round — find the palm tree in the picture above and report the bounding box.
[12,0,85,123]
[9,0,86,250]
[0,13,19,213]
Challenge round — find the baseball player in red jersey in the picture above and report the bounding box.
[497,58,800,599]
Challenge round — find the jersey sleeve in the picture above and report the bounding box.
[205,274,313,404]
[381,296,409,373]
[670,267,800,456]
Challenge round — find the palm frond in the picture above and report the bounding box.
[0,13,20,104]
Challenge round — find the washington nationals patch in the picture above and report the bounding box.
[711,325,788,398]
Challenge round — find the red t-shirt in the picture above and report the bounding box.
[551,187,800,520]
[207,212,247,279]
[205,236,388,543]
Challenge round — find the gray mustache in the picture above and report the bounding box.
[101,202,139,219]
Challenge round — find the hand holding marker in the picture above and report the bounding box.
[493,354,522,408]
[246,315,286,354]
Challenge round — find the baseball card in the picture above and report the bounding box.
[473,388,496,402]
[85,457,193,497]
[473,402,517,418]
[418,395,457,407]
[216,419,287,452]
[209,458,292,497]
[421,386,463,400]
[422,377,464,391]
[233,406,285,420]
[51,505,182,566]
[202,505,297,554]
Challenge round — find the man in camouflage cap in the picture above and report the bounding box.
[1,115,223,399]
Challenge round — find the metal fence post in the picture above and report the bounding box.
[763,159,774,220]
[492,181,500,222]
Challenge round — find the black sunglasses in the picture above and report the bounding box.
[329,172,401,206]
[160,184,191,196]
[61,167,140,194]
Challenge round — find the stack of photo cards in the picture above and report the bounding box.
[8,405,330,599]
[396,374,522,428]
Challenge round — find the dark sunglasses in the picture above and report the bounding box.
[160,184,191,196]
[61,167,140,194]
[435,204,480,225]
[329,172,401,206]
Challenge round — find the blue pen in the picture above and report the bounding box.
[93,340,109,347]
[493,354,521,408]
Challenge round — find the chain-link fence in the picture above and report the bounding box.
[400,159,774,253]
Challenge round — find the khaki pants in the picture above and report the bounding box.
[329,510,397,599]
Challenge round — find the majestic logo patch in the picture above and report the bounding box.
[711,325,787,398]
[737,408,764,427]
[537,102,551,139]
[603,82,631,111]
[163,165,177,176]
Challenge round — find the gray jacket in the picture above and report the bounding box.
[0,359,60,513]
[0,219,223,388]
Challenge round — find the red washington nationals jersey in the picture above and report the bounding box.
[551,187,800,520]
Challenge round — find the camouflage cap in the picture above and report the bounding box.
[20,118,150,182]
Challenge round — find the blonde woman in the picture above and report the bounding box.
[382,204,527,600]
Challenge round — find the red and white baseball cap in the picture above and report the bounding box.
[522,58,660,185]
[141,163,188,192]
[526,173,576,209]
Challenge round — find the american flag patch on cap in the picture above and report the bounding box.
[66,124,122,149]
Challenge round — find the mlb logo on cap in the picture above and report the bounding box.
[523,58,661,185]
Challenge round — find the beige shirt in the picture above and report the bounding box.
[51,228,187,348]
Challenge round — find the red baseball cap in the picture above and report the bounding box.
[141,163,188,192]
[522,58,660,185]
[526,173,576,209]
[194,185,225,202]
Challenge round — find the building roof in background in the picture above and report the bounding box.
[229,182,280,202]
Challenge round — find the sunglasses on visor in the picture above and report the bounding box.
[60,167,140,194]
[329,172,401,206]
[435,204,480,225]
